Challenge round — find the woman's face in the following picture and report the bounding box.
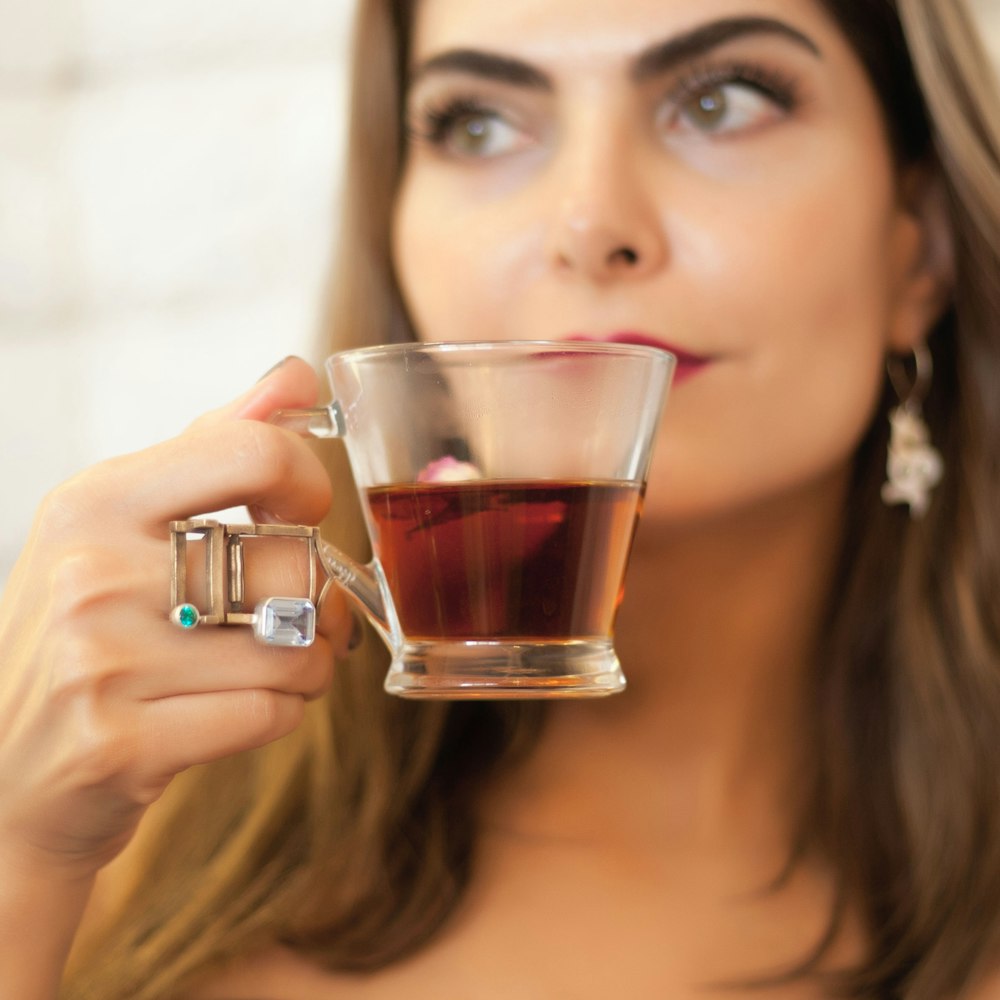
[392,0,932,523]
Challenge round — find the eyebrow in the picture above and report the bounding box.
[408,15,822,91]
[632,15,822,82]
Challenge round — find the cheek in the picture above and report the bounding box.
[709,135,897,380]
[686,134,898,338]
[392,171,543,341]
[649,155,899,516]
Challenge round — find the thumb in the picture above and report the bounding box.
[188,356,322,431]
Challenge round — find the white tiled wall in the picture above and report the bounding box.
[1,2,999,585]
[1,0,354,582]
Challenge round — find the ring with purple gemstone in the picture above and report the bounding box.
[169,520,321,647]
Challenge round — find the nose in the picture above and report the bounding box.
[546,134,668,284]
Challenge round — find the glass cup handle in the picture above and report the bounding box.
[268,404,389,638]
[269,403,345,439]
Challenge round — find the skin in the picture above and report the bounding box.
[394,0,945,526]
[0,361,353,996]
[0,0,965,997]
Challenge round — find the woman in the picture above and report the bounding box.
[2,0,999,996]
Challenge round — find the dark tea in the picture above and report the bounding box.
[364,479,643,641]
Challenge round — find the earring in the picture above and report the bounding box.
[880,343,943,519]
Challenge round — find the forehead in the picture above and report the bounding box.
[408,0,840,62]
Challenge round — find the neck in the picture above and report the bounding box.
[484,471,849,860]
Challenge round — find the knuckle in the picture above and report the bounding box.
[308,672,334,701]
[37,475,96,534]
[244,688,282,733]
[72,721,133,790]
[47,626,120,704]
[229,422,296,493]
[184,408,217,435]
[41,661,134,792]
[37,459,129,536]
[127,772,170,809]
[242,688,301,741]
[295,647,335,700]
[47,546,131,622]
[303,675,333,702]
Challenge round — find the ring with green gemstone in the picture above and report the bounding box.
[168,520,323,647]
[170,603,201,630]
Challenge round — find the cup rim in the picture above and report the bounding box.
[325,339,676,370]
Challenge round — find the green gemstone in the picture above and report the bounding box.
[177,604,198,628]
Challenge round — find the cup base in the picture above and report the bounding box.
[383,638,626,699]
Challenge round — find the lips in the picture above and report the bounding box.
[566,331,711,385]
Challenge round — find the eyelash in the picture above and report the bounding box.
[405,58,803,149]
[408,96,502,146]
[666,58,801,117]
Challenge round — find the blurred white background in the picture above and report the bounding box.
[0,1,998,585]
[0,0,355,582]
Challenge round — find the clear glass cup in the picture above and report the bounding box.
[272,340,674,698]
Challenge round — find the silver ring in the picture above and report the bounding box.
[169,520,320,648]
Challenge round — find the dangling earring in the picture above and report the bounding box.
[880,343,943,519]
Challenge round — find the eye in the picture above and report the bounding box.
[659,63,799,138]
[446,111,521,156]
[679,82,779,133]
[409,98,531,159]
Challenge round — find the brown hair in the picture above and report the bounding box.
[63,1,1000,997]
[810,1,1000,996]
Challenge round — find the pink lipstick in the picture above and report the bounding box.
[567,332,711,385]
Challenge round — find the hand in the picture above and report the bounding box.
[0,358,352,881]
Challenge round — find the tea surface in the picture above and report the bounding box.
[365,479,643,641]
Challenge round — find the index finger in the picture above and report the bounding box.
[72,357,334,528]
[121,419,335,528]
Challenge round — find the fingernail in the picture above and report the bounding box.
[257,356,294,383]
